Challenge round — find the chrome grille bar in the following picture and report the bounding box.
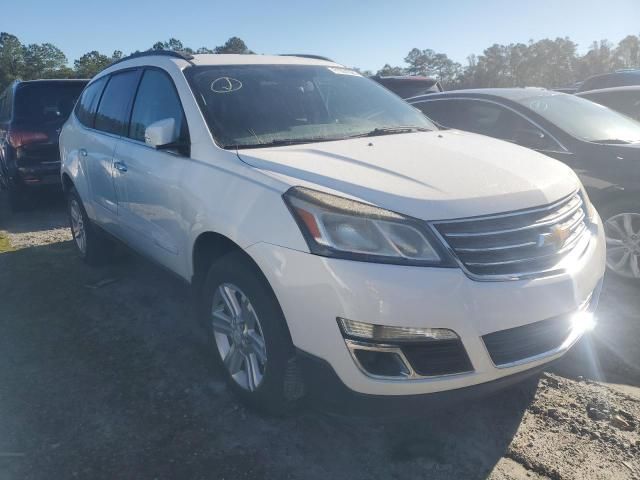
[433,191,592,280]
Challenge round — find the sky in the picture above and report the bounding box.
[3,0,639,72]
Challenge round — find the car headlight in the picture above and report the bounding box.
[283,187,453,266]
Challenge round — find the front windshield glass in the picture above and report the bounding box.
[516,93,640,144]
[185,64,436,148]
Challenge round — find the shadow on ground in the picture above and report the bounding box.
[0,240,536,479]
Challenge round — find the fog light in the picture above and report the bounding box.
[353,349,410,377]
[571,311,596,333]
[338,318,459,342]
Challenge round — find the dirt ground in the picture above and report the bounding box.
[0,191,639,480]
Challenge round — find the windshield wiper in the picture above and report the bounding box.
[590,138,633,145]
[347,126,433,139]
[233,137,340,149]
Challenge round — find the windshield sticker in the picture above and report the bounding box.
[210,77,243,93]
[327,67,361,76]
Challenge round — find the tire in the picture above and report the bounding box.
[599,198,640,282]
[200,251,304,415]
[66,187,113,266]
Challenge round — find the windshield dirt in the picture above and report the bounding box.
[185,65,436,148]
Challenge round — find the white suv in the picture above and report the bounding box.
[60,51,605,414]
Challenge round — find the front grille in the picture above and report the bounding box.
[482,316,573,366]
[401,340,473,376]
[434,192,591,279]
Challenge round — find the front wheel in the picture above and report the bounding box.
[601,199,640,281]
[66,187,112,265]
[200,251,304,414]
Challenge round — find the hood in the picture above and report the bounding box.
[238,130,579,221]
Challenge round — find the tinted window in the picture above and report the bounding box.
[75,76,108,127]
[581,91,640,120]
[13,82,86,125]
[416,99,559,150]
[185,65,435,148]
[94,70,140,135]
[517,93,640,144]
[129,69,187,143]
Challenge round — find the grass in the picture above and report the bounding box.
[0,231,14,253]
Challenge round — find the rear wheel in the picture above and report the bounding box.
[200,251,304,415]
[66,187,112,265]
[601,199,640,281]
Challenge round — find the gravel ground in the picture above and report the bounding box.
[0,191,639,480]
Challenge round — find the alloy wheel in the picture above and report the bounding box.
[211,283,268,391]
[70,199,87,255]
[604,212,640,279]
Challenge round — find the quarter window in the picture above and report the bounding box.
[94,70,140,136]
[128,69,187,143]
[75,76,107,127]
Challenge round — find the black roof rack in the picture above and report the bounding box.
[109,50,195,68]
[280,54,334,62]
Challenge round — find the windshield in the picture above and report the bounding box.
[516,93,640,144]
[185,65,436,148]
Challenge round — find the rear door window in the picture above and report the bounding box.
[128,69,188,144]
[75,77,108,127]
[94,70,140,136]
[13,82,86,125]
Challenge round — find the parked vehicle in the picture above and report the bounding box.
[60,52,604,414]
[0,79,88,211]
[577,86,640,121]
[409,88,640,280]
[577,69,640,93]
[370,75,442,98]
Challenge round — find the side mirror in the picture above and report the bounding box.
[144,118,177,148]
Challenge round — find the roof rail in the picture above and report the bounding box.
[280,54,334,62]
[109,50,195,68]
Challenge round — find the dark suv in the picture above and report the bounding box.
[370,75,442,99]
[0,79,88,211]
[577,70,640,93]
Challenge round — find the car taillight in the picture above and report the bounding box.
[8,129,48,148]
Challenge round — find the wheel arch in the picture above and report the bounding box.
[191,231,296,342]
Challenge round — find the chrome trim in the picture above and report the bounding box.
[444,201,584,238]
[410,96,569,153]
[456,241,537,253]
[464,224,588,267]
[344,339,474,381]
[429,190,593,281]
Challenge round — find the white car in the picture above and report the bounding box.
[60,51,605,414]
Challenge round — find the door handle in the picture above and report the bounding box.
[79,148,87,157]
[114,161,128,173]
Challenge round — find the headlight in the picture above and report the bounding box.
[283,187,453,266]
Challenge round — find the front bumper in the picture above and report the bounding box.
[246,214,605,397]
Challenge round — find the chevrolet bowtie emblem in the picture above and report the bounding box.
[537,224,571,249]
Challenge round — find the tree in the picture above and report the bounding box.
[152,38,194,54]
[214,37,253,54]
[376,64,405,76]
[22,43,67,79]
[74,51,114,78]
[615,34,640,68]
[403,48,461,86]
[0,32,25,88]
